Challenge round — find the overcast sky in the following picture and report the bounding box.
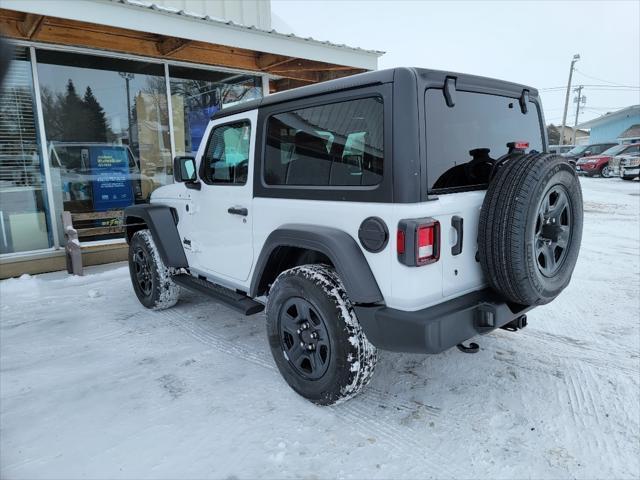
[271,0,640,126]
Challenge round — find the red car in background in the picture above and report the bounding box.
[576,143,640,177]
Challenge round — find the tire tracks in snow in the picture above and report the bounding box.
[488,329,637,462]
[149,304,464,479]
[495,328,638,377]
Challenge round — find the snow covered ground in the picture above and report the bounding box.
[1,177,638,480]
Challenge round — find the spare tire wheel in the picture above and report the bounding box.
[478,153,583,305]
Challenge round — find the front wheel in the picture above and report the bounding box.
[128,229,180,310]
[266,264,377,405]
[600,164,612,178]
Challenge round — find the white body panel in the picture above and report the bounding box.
[151,112,488,311]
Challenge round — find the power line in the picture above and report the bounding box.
[574,68,638,88]
[540,84,640,91]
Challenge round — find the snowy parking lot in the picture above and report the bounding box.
[1,176,638,480]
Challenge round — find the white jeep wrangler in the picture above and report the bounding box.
[125,68,583,405]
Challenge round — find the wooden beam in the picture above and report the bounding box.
[157,36,191,56]
[256,53,297,71]
[18,13,44,39]
[270,65,360,74]
[0,8,366,86]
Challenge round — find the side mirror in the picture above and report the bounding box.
[584,150,592,156]
[173,156,197,183]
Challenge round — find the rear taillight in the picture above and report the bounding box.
[396,229,405,255]
[416,224,436,265]
[397,218,440,267]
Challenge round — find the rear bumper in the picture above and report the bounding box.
[355,289,534,354]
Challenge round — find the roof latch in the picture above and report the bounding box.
[444,76,457,108]
[519,89,530,114]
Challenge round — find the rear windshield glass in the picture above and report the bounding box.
[425,89,543,192]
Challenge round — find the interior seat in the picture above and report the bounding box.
[286,131,332,185]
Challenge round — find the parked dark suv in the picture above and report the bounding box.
[562,142,617,164]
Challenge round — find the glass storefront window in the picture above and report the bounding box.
[169,66,261,156]
[0,47,53,254]
[36,50,172,241]
[0,45,264,254]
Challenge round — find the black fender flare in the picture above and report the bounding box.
[250,224,383,304]
[124,204,188,269]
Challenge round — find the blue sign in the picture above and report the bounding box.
[89,146,133,211]
[188,105,219,155]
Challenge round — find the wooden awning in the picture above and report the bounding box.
[0,9,368,92]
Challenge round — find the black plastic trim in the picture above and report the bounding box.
[124,204,188,269]
[354,289,535,353]
[173,274,264,316]
[250,224,383,304]
[358,216,389,253]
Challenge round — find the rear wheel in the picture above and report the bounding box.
[479,153,583,305]
[266,264,377,405]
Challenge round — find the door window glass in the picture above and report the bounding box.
[201,121,251,185]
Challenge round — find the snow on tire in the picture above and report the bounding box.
[266,264,377,405]
[128,229,180,310]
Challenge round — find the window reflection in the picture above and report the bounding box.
[0,47,52,254]
[36,50,171,241]
[170,66,261,156]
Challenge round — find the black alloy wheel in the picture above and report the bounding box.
[534,185,573,278]
[133,246,153,296]
[278,297,331,380]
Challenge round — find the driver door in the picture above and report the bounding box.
[186,111,256,283]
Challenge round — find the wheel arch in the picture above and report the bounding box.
[124,204,188,269]
[250,225,383,305]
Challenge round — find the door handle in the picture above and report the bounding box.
[227,206,248,216]
[451,216,463,256]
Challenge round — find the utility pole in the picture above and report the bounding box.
[560,54,580,146]
[118,72,135,147]
[572,85,586,145]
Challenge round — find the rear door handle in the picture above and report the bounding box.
[451,216,463,256]
[227,206,248,216]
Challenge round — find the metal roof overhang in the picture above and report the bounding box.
[1,0,381,71]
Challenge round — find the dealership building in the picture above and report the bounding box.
[0,0,382,278]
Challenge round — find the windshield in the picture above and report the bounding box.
[565,145,588,155]
[601,144,627,156]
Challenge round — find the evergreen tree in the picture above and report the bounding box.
[83,86,108,142]
[547,124,561,145]
[59,79,88,141]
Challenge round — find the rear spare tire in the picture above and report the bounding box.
[478,153,583,305]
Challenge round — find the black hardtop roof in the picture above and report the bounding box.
[213,67,539,119]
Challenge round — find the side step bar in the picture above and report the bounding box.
[172,274,264,316]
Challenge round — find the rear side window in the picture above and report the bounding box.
[264,97,383,186]
[201,120,251,185]
[425,89,543,192]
